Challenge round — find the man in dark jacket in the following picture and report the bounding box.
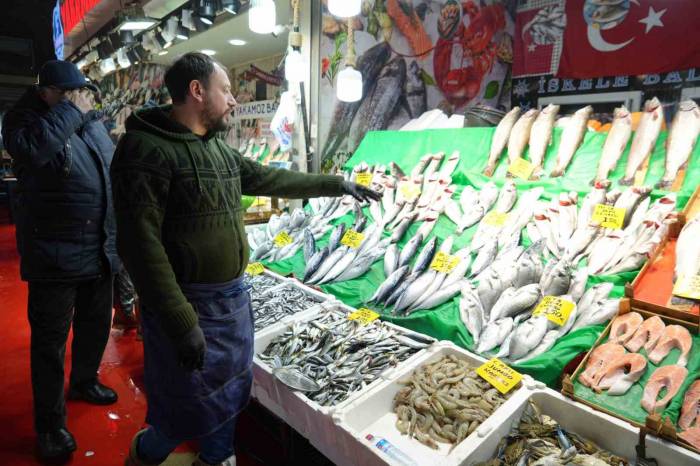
[1,60,120,461]
[113,53,379,466]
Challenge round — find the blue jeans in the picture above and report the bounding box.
[138,415,237,464]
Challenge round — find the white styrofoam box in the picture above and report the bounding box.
[252,305,436,445]
[330,341,532,466]
[466,388,700,466]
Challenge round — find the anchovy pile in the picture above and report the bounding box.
[248,208,333,263]
[258,310,433,406]
[474,401,628,466]
[245,273,281,296]
[251,285,324,331]
[393,355,511,450]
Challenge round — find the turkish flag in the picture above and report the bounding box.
[513,4,560,78]
[558,0,700,78]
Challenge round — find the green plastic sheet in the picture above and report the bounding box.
[263,126,700,387]
[574,333,700,428]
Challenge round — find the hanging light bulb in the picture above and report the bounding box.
[336,66,362,102]
[285,48,305,83]
[328,0,361,18]
[249,0,276,34]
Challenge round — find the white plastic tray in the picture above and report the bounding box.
[466,388,700,466]
[330,341,532,466]
[251,304,436,446]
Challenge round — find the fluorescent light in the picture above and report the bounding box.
[229,39,246,46]
[158,50,169,56]
[249,0,276,34]
[201,49,217,56]
[119,20,157,31]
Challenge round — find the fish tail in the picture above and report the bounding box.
[655,179,671,190]
[618,177,633,186]
[483,165,495,177]
[550,168,564,178]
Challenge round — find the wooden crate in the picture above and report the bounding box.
[562,299,700,455]
[625,186,700,322]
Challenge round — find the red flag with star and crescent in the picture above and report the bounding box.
[558,0,700,78]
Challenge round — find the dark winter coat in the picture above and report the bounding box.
[1,86,119,281]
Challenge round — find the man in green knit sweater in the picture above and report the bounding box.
[112,53,379,466]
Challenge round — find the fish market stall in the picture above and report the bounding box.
[259,117,698,387]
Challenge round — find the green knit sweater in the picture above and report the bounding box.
[111,106,344,339]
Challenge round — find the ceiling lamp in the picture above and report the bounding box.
[192,0,216,25]
[119,30,136,46]
[229,39,246,46]
[220,0,241,14]
[96,39,114,60]
[176,25,190,40]
[117,48,131,68]
[100,57,116,74]
[181,9,197,31]
[249,0,276,34]
[336,18,362,102]
[116,6,156,31]
[161,17,179,42]
[201,49,217,56]
[328,0,361,18]
[126,49,140,64]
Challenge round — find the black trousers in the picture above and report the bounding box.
[28,274,113,433]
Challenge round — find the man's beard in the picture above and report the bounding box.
[203,100,232,133]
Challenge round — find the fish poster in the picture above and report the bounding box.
[319,0,516,172]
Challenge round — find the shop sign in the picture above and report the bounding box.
[233,100,279,121]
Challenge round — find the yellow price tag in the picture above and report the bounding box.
[430,251,461,273]
[673,274,700,300]
[398,181,421,201]
[340,230,365,249]
[533,296,576,326]
[483,211,509,227]
[355,172,373,187]
[348,308,380,325]
[273,231,293,247]
[245,262,265,276]
[592,204,626,230]
[508,157,535,180]
[476,358,523,395]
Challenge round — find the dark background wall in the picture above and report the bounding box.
[0,0,57,77]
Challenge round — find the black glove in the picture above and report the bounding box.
[174,325,206,371]
[341,181,382,203]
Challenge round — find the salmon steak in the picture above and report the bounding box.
[609,312,643,345]
[592,353,647,396]
[578,342,626,388]
[624,316,666,353]
[641,365,688,413]
[679,380,700,430]
[647,325,693,367]
[679,426,700,451]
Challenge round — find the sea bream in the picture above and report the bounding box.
[593,106,632,183]
[620,97,664,185]
[657,100,700,189]
[528,104,560,179]
[507,108,539,166]
[484,107,521,176]
[551,105,593,177]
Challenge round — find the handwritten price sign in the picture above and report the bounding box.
[348,308,380,325]
[592,204,626,230]
[533,296,575,326]
[476,358,523,394]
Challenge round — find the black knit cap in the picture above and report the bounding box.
[38,60,99,92]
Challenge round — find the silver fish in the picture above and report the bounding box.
[594,106,632,183]
[318,249,358,284]
[508,315,549,361]
[303,246,329,282]
[391,211,418,243]
[412,236,438,275]
[485,107,521,176]
[399,233,424,269]
[489,284,541,322]
[476,317,514,353]
[308,247,347,283]
[470,237,498,277]
[657,100,700,189]
[303,228,316,263]
[495,179,518,213]
[551,105,593,177]
[327,223,347,252]
[460,283,485,344]
[567,268,590,303]
[528,104,560,179]
[335,251,381,282]
[384,243,400,277]
[508,109,540,165]
[408,280,464,314]
[620,98,663,185]
[571,298,619,331]
[371,265,410,304]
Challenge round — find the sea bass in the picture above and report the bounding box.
[551,105,593,177]
[620,97,664,185]
[594,106,632,183]
[528,104,560,179]
[507,109,539,165]
[484,107,521,176]
[657,100,700,189]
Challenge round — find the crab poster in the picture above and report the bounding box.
[319,0,516,172]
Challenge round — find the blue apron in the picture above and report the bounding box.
[141,277,254,440]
